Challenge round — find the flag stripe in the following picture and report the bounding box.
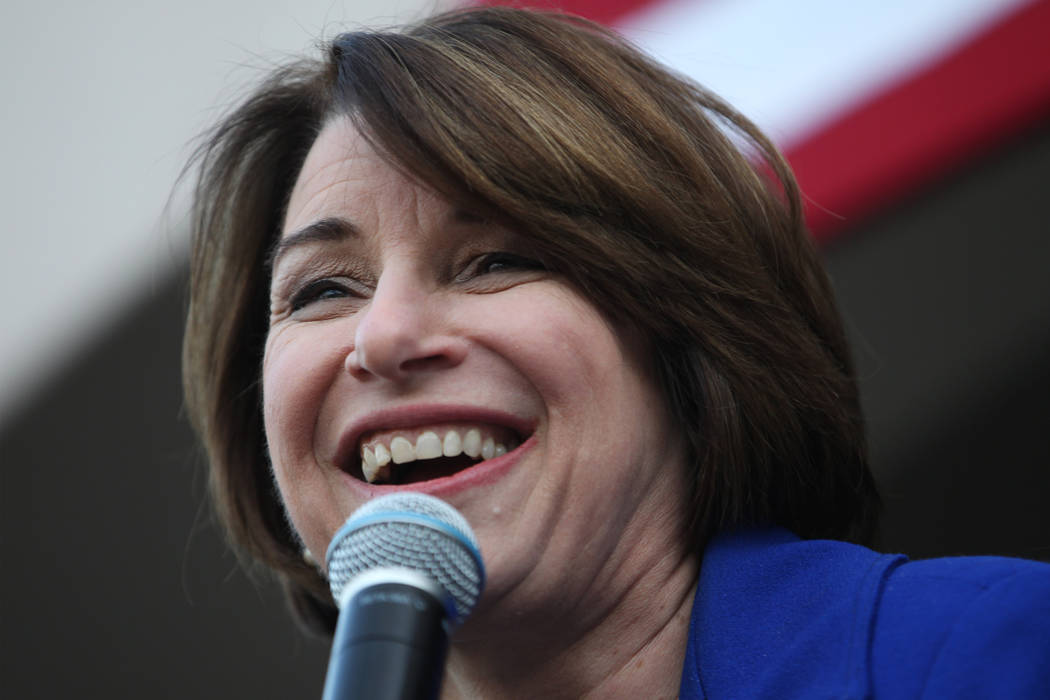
[787,0,1050,240]
[476,0,1050,239]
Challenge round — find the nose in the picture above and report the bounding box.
[345,270,468,381]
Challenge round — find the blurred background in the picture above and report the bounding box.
[3,0,1048,696]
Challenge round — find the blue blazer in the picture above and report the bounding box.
[679,527,1050,698]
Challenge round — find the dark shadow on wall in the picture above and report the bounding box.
[876,358,1050,561]
[0,270,328,699]
[825,120,1050,561]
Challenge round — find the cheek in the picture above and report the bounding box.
[262,326,344,480]
[476,285,619,407]
[508,289,671,458]
[262,326,353,554]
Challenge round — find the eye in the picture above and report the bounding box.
[468,252,545,277]
[290,278,355,311]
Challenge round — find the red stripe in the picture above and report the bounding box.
[787,0,1050,242]
[476,0,656,27]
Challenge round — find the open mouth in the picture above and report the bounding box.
[345,423,524,485]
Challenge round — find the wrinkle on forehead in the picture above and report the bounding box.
[281,116,447,247]
[283,118,382,234]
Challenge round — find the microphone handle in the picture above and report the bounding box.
[323,580,449,700]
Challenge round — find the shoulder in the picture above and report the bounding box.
[686,528,901,698]
[873,554,1050,698]
[683,527,1050,699]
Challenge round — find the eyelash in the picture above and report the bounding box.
[286,252,544,312]
[289,279,358,311]
[464,251,544,278]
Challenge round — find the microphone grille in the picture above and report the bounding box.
[325,493,485,626]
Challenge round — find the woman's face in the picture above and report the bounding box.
[263,117,691,624]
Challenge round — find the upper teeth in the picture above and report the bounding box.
[360,427,516,483]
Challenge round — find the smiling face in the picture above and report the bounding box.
[263,117,692,626]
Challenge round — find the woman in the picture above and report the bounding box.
[183,7,1048,698]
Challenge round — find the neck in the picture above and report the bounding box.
[439,545,698,699]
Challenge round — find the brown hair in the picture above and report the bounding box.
[183,6,878,635]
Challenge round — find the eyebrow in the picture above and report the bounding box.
[267,216,359,271]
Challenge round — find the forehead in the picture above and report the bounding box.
[281,117,431,237]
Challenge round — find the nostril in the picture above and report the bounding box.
[344,348,357,366]
[344,346,367,376]
[349,285,470,379]
[399,353,457,373]
[347,335,468,379]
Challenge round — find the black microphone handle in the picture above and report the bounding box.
[323,570,451,700]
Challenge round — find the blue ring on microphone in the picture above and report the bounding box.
[326,510,486,590]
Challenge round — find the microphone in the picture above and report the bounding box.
[322,493,485,700]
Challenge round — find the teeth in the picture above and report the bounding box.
[463,429,482,458]
[359,426,521,483]
[362,445,390,483]
[415,431,442,459]
[442,430,462,457]
[362,446,378,482]
[390,436,415,464]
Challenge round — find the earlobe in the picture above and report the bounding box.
[303,547,325,574]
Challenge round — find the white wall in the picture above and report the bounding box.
[0,0,445,423]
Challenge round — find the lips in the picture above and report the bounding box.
[333,407,533,486]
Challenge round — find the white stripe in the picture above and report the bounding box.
[618,0,1030,146]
